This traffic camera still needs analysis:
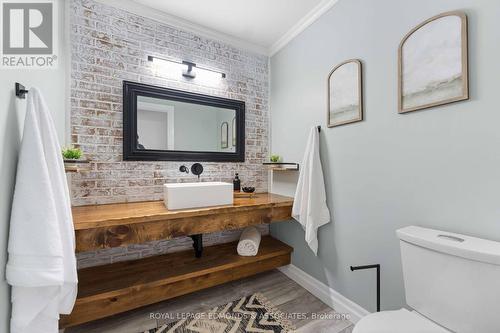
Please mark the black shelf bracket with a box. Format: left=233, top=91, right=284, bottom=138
left=350, top=264, right=380, bottom=312
left=190, top=234, right=203, bottom=258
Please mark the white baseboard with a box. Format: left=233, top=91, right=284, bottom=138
left=278, top=264, right=370, bottom=323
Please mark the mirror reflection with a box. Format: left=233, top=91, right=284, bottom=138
left=136, top=96, right=237, bottom=153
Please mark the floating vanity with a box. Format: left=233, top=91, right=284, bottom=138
left=61, top=193, right=294, bottom=328
left=72, top=193, right=293, bottom=252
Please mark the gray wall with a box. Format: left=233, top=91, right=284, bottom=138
left=0, top=1, right=68, bottom=330
left=0, top=73, right=19, bottom=333
left=173, top=103, right=219, bottom=152
left=270, top=0, right=500, bottom=312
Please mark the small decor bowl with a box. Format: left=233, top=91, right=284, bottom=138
left=242, top=186, right=255, bottom=193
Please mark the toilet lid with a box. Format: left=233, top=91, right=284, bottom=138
left=353, top=309, right=451, bottom=333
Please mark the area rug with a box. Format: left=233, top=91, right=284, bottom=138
left=145, top=293, right=295, bottom=333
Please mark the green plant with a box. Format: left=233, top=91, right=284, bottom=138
left=270, top=154, right=281, bottom=163
left=62, top=147, right=83, bottom=160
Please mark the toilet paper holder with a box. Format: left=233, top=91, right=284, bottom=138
left=350, top=264, right=380, bottom=312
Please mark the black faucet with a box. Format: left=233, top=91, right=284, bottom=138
left=179, top=163, right=203, bottom=179
left=191, top=163, right=204, bottom=179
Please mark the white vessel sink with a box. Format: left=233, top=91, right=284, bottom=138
left=163, top=182, right=233, bottom=210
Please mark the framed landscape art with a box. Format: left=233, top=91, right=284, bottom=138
left=327, top=59, right=363, bottom=127
left=398, top=11, right=468, bottom=113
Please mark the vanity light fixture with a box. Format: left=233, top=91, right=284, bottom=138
left=147, top=56, right=226, bottom=79
left=182, top=60, right=196, bottom=79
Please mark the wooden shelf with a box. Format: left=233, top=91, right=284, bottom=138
left=263, top=162, right=299, bottom=171
left=72, top=193, right=293, bottom=252
left=64, top=160, right=91, bottom=173
left=60, top=236, right=292, bottom=328
left=65, top=166, right=90, bottom=173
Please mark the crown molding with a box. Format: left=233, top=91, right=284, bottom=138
left=269, top=0, right=340, bottom=56
left=93, top=0, right=268, bottom=55
left=93, top=0, right=339, bottom=57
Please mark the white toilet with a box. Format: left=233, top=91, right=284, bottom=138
left=353, top=225, right=500, bottom=333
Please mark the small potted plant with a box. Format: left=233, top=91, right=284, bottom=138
left=62, top=147, right=86, bottom=172
left=270, top=154, right=281, bottom=163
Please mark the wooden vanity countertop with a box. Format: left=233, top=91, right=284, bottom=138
left=72, top=192, right=294, bottom=231
left=63, top=193, right=295, bottom=326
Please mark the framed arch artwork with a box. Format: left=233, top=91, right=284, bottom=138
left=327, top=59, right=363, bottom=127
left=398, top=11, right=468, bottom=113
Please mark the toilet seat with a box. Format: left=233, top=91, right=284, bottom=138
left=353, top=308, right=451, bottom=333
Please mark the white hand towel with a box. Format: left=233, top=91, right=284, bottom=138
left=292, top=126, right=331, bottom=255
left=237, top=227, right=261, bottom=256
left=6, top=88, right=78, bottom=333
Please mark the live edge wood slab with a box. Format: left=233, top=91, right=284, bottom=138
left=60, top=236, right=292, bottom=328
left=62, top=193, right=294, bottom=328
left=72, top=193, right=293, bottom=252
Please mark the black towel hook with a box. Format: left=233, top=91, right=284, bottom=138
left=317, top=125, right=321, bottom=132
left=15, top=82, right=28, bottom=99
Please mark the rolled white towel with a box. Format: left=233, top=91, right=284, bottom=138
left=237, top=227, right=261, bottom=256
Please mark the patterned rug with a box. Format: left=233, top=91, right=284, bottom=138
left=145, top=293, right=295, bottom=333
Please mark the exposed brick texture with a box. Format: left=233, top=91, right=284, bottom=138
left=70, top=0, right=270, bottom=267
left=76, top=224, right=270, bottom=269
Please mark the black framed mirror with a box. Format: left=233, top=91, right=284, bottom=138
left=123, top=81, right=245, bottom=162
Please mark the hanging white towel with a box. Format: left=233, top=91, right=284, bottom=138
left=6, top=88, right=78, bottom=333
left=292, top=126, right=331, bottom=255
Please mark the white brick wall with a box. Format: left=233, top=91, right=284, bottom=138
left=77, top=224, right=270, bottom=269
left=70, top=0, right=270, bottom=268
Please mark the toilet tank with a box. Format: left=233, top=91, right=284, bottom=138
left=397, top=226, right=500, bottom=333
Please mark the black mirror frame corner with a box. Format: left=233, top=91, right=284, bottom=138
left=123, top=81, right=245, bottom=162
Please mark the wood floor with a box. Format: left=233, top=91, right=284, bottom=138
left=66, top=269, right=354, bottom=333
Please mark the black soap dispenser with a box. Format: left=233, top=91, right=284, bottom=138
left=233, top=173, right=241, bottom=192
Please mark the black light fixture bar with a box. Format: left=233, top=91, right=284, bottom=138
left=182, top=60, right=196, bottom=79
left=148, top=55, right=226, bottom=79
